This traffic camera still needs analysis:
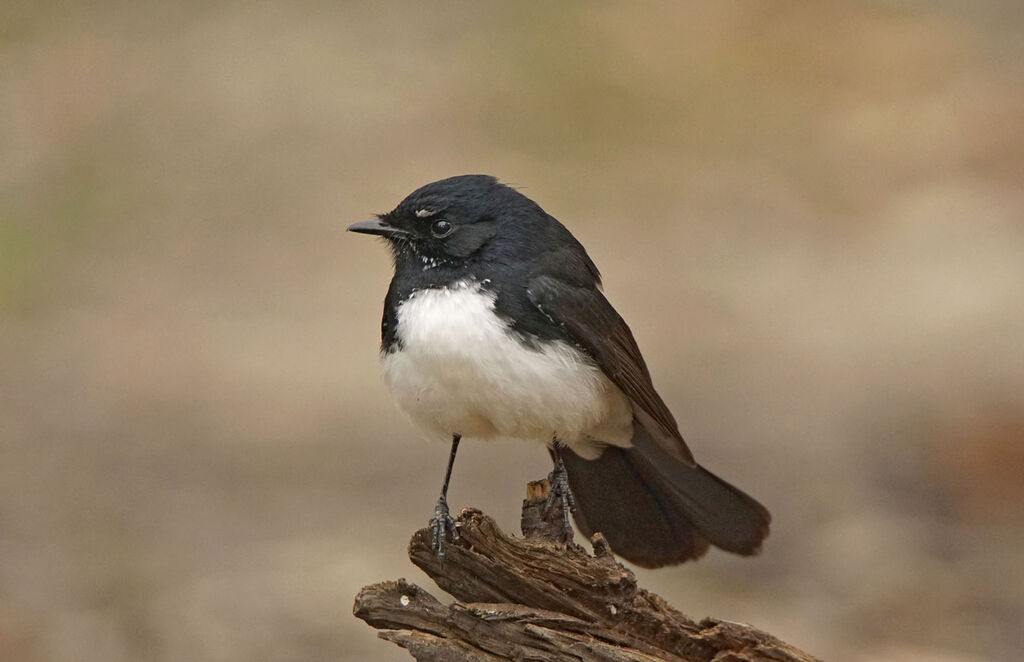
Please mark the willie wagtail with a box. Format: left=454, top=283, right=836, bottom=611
left=349, top=175, right=770, bottom=567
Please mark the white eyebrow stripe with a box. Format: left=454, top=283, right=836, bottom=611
left=414, top=209, right=437, bottom=218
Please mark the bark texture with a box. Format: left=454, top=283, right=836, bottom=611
left=353, top=480, right=820, bottom=662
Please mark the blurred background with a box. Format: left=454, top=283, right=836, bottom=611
left=2, top=1, right=1022, bottom=660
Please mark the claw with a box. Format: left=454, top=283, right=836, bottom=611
left=429, top=496, right=459, bottom=559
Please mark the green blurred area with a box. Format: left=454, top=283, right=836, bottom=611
left=1, top=2, right=1022, bottom=661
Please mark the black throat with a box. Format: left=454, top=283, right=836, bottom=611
left=379, top=253, right=577, bottom=356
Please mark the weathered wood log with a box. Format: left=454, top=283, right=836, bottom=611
left=353, top=480, right=819, bottom=661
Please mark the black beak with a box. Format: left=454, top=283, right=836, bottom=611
left=347, top=218, right=408, bottom=238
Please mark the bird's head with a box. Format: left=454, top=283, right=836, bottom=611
left=348, top=175, right=550, bottom=269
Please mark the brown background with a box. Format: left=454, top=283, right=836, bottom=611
left=2, top=2, right=1022, bottom=661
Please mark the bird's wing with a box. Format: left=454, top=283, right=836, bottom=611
left=527, top=275, right=696, bottom=465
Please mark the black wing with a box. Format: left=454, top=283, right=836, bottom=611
left=527, top=275, right=696, bottom=465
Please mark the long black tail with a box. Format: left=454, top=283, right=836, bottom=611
left=559, top=423, right=771, bottom=568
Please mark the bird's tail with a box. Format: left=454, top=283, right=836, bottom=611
left=559, top=422, right=771, bottom=568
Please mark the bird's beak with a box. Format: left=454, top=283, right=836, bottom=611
left=347, top=218, right=408, bottom=238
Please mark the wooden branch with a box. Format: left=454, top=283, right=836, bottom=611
left=354, top=480, right=820, bottom=662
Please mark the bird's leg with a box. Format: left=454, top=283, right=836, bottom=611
left=430, top=434, right=461, bottom=559
left=546, top=443, right=576, bottom=541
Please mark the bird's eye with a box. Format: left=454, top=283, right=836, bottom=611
left=430, top=219, right=454, bottom=238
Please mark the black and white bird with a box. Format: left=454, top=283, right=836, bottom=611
left=349, top=175, right=770, bottom=568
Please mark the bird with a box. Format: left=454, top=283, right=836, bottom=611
left=348, top=174, right=770, bottom=568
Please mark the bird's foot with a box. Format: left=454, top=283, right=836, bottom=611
left=544, top=459, right=576, bottom=543
left=429, top=496, right=459, bottom=560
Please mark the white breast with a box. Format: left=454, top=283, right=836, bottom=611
left=380, top=281, right=633, bottom=457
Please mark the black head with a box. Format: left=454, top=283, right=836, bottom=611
left=348, top=175, right=522, bottom=261
left=349, top=174, right=600, bottom=286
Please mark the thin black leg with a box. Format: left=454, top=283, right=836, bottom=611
left=440, top=434, right=460, bottom=501
left=430, top=434, right=461, bottom=559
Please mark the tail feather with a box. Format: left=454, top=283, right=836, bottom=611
left=560, top=423, right=770, bottom=568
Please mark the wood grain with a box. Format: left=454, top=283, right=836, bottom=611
left=354, top=480, right=819, bottom=661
